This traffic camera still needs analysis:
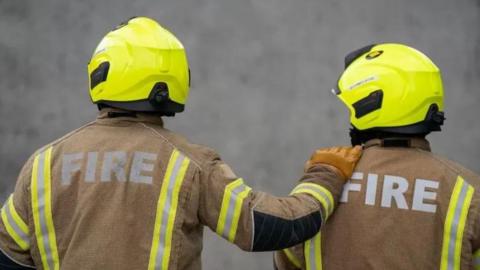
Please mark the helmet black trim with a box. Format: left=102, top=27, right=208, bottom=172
left=344, top=44, right=377, bottom=69
left=96, top=82, right=185, bottom=116
left=350, top=104, right=445, bottom=145
left=332, top=44, right=378, bottom=95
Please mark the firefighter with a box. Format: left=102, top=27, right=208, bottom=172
left=0, top=17, right=362, bottom=270
left=274, top=43, right=480, bottom=270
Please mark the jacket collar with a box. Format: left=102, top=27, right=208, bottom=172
left=364, top=137, right=431, bottom=152
left=96, top=108, right=164, bottom=126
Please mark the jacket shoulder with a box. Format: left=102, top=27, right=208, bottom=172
left=426, top=152, right=480, bottom=185
left=139, top=124, right=220, bottom=171
left=441, top=158, right=480, bottom=184
left=32, top=121, right=96, bottom=155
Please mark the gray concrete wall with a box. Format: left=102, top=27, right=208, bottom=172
left=0, top=0, right=479, bottom=269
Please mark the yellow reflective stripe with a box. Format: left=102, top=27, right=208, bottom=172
left=291, top=189, right=330, bottom=217
left=32, top=150, right=48, bottom=270
left=148, top=150, right=178, bottom=270
left=44, top=148, right=60, bottom=270
left=7, top=196, right=28, bottom=235
left=291, top=183, right=334, bottom=216
left=314, top=233, right=322, bottom=270
left=228, top=185, right=251, bottom=242
left=283, top=248, right=302, bottom=268
left=305, top=232, right=322, bottom=270
left=305, top=238, right=311, bottom=270
left=440, top=176, right=474, bottom=270
left=473, top=249, right=480, bottom=270
left=45, top=147, right=60, bottom=270
left=216, top=178, right=252, bottom=242
left=31, top=147, right=60, bottom=270
left=440, top=178, right=461, bottom=270
left=455, top=184, right=473, bottom=265
left=1, top=196, right=29, bottom=250
left=161, top=155, right=190, bottom=269
left=148, top=149, right=190, bottom=270
left=292, top=183, right=334, bottom=213
left=216, top=179, right=243, bottom=236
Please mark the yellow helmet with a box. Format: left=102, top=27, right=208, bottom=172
left=87, top=17, right=190, bottom=115
left=334, top=43, right=445, bottom=137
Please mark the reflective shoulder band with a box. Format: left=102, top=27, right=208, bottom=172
left=283, top=248, right=302, bottom=268
left=305, top=232, right=322, bottom=270
left=440, top=175, right=474, bottom=270
left=216, top=178, right=252, bottom=242
left=291, top=182, right=334, bottom=219
left=148, top=149, right=191, bottom=270
left=31, top=147, right=60, bottom=270
left=1, top=195, right=30, bottom=250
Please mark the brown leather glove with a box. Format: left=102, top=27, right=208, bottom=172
left=304, top=146, right=362, bottom=180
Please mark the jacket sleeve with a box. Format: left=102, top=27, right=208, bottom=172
left=197, top=151, right=344, bottom=252
left=0, top=156, right=35, bottom=268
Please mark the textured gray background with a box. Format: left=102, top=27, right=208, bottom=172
left=1, top=0, right=480, bottom=269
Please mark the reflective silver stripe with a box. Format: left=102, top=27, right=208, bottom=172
left=441, top=176, right=474, bottom=270
left=447, top=182, right=468, bottom=270
left=154, top=154, right=185, bottom=269
left=36, top=151, right=55, bottom=270
left=305, top=232, right=322, bottom=270
left=292, top=184, right=334, bottom=216
left=303, top=185, right=332, bottom=214
left=220, top=184, right=250, bottom=239
left=3, top=199, right=29, bottom=247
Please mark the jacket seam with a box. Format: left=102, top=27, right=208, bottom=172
left=172, top=170, right=193, bottom=269
left=253, top=206, right=322, bottom=221
left=35, top=121, right=96, bottom=154
left=469, top=195, right=480, bottom=251
left=249, top=192, right=266, bottom=251
left=137, top=122, right=203, bottom=170
left=252, top=193, right=320, bottom=220
left=414, top=148, right=463, bottom=176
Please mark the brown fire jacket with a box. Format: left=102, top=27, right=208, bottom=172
left=0, top=109, right=346, bottom=270
left=275, top=138, right=480, bottom=270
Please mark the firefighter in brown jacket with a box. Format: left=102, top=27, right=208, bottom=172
left=0, top=17, right=363, bottom=270
left=274, top=43, right=480, bottom=270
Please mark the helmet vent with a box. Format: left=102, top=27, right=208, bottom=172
left=352, top=90, right=383, bottom=118
left=90, top=62, right=110, bottom=90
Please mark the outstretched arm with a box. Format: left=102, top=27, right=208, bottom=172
left=198, top=146, right=361, bottom=251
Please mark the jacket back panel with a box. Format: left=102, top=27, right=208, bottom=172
left=322, top=144, right=480, bottom=270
